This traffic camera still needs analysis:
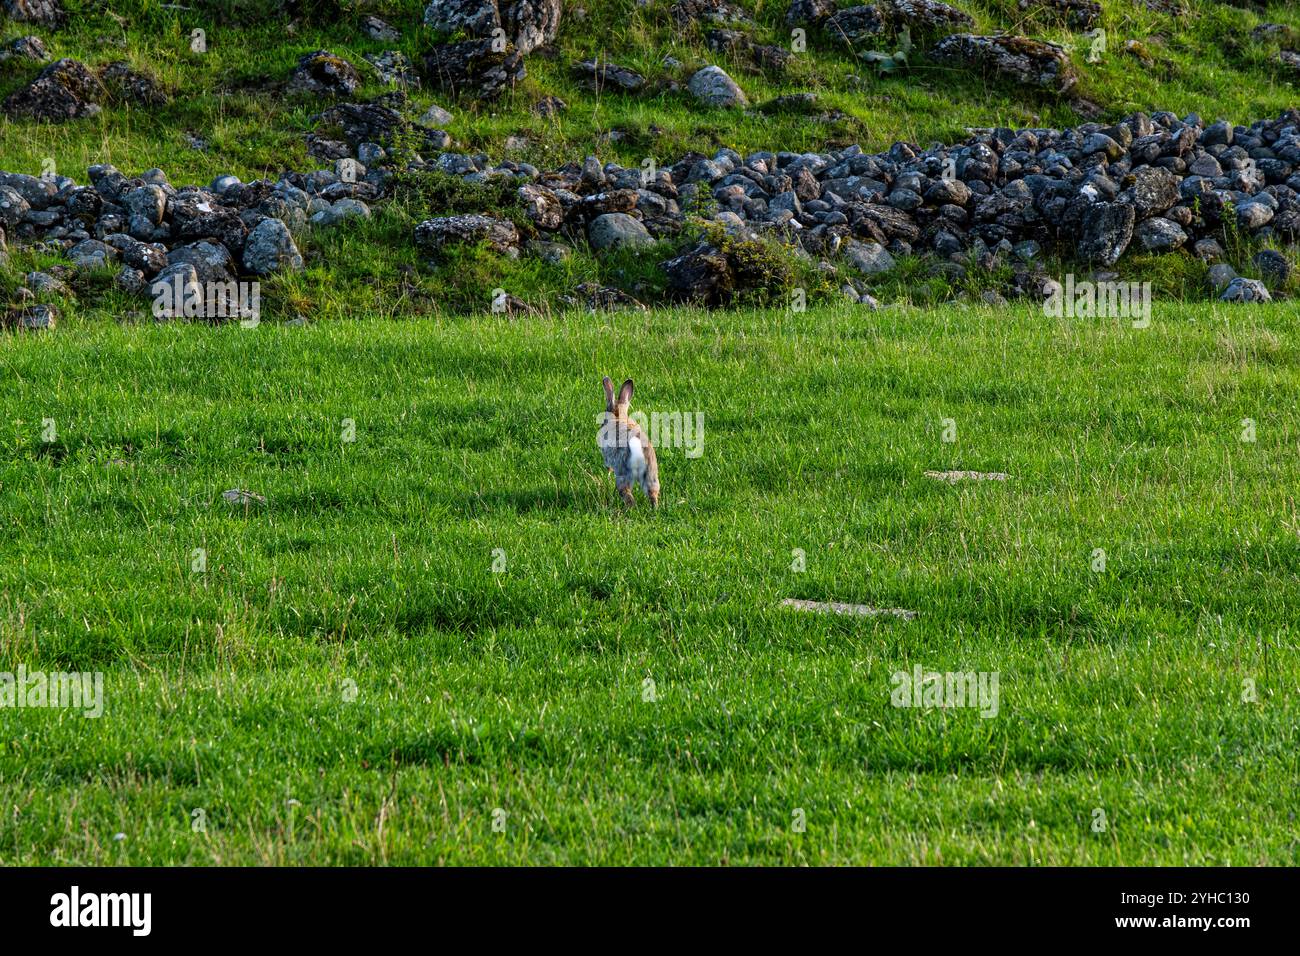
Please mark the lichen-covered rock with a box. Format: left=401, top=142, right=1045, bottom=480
left=1219, top=277, right=1271, bottom=303
left=821, top=0, right=974, bottom=44
left=845, top=238, right=896, bottom=274
left=3, top=0, right=64, bottom=26
left=1017, top=0, right=1101, bottom=30
left=67, top=238, right=118, bottom=270
left=823, top=5, right=887, bottom=41
left=4, top=303, right=58, bottom=331
left=1122, top=166, right=1179, bottom=219
left=662, top=243, right=735, bottom=304
left=0, top=34, right=49, bottom=62
left=0, top=185, right=31, bottom=228
left=362, top=15, right=401, bottom=41
left=561, top=282, right=647, bottom=311
left=310, top=198, right=371, bottom=226
left=313, top=99, right=448, bottom=155
left=785, top=0, right=837, bottom=26
left=288, top=50, right=360, bottom=97
left=100, top=61, right=170, bottom=106
left=242, top=218, right=304, bottom=274
left=499, top=0, right=563, bottom=54
left=1076, top=201, right=1134, bottom=266
left=364, top=50, right=419, bottom=88
left=670, top=0, right=750, bottom=27
left=414, top=214, right=520, bottom=257
left=1136, top=216, right=1187, bottom=252
left=423, top=39, right=525, bottom=100
left=123, top=184, right=167, bottom=236
left=169, top=240, right=237, bottom=284
left=24, top=270, right=72, bottom=297
left=1252, top=249, right=1291, bottom=287
left=705, top=30, right=792, bottom=72
left=423, top=0, right=561, bottom=55
left=688, top=65, right=747, bottom=107
left=424, top=0, right=500, bottom=35
left=884, top=0, right=974, bottom=34
left=931, top=34, right=1078, bottom=93
left=587, top=212, right=653, bottom=250
left=518, top=183, right=563, bottom=230
left=573, top=60, right=646, bottom=92
left=3, top=58, right=104, bottom=121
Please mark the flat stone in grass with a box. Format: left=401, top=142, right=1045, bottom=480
left=222, top=489, right=267, bottom=506
left=3, top=303, right=57, bottom=331
left=781, top=598, right=917, bottom=621
left=1218, top=277, right=1271, bottom=304
left=924, top=470, right=1010, bottom=482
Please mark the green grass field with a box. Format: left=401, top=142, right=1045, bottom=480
left=2, top=301, right=1297, bottom=864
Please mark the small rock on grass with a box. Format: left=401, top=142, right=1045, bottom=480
left=419, top=103, right=454, bottom=127
left=3, top=303, right=57, bottom=331
left=781, top=598, right=917, bottom=621
left=924, top=470, right=1010, bottom=482
left=1219, top=277, right=1271, bottom=304
left=222, top=489, right=267, bottom=506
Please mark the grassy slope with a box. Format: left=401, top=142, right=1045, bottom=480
left=1, top=301, right=1297, bottom=864
left=3, top=1, right=1299, bottom=179
left=2, top=1, right=1300, bottom=315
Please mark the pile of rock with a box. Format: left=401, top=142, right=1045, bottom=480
left=421, top=0, right=561, bottom=99
left=411, top=109, right=1300, bottom=303
left=0, top=155, right=380, bottom=323
left=5, top=105, right=1298, bottom=325
left=3, top=57, right=170, bottom=121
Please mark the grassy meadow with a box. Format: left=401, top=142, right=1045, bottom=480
left=1, top=301, right=1297, bottom=864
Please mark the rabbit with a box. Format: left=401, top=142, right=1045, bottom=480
left=598, top=376, right=660, bottom=508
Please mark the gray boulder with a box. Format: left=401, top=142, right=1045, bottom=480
left=3, top=58, right=103, bottom=121
left=3, top=0, right=64, bottom=26
left=288, top=51, right=360, bottom=97
left=0, top=185, right=30, bottom=228
left=587, top=213, right=653, bottom=250
left=423, top=0, right=561, bottom=55
left=1136, top=217, right=1187, bottom=252
left=310, top=199, right=371, bottom=226
left=931, top=34, right=1077, bottom=93
left=688, top=66, right=747, bottom=107
left=423, top=39, right=526, bottom=100
left=242, top=219, right=304, bottom=274
left=414, top=214, right=520, bottom=256
left=1219, top=277, right=1271, bottom=303
left=845, top=239, right=896, bottom=275
left=1077, top=201, right=1134, bottom=266
left=0, top=35, right=49, bottom=62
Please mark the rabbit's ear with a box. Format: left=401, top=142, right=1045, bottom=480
left=602, top=376, right=614, bottom=410
left=617, top=379, right=634, bottom=407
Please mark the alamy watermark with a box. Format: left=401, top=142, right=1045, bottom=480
left=891, top=665, right=999, bottom=718
left=596, top=410, right=705, bottom=459
left=1, top=666, right=104, bottom=718
left=1044, top=274, right=1151, bottom=327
